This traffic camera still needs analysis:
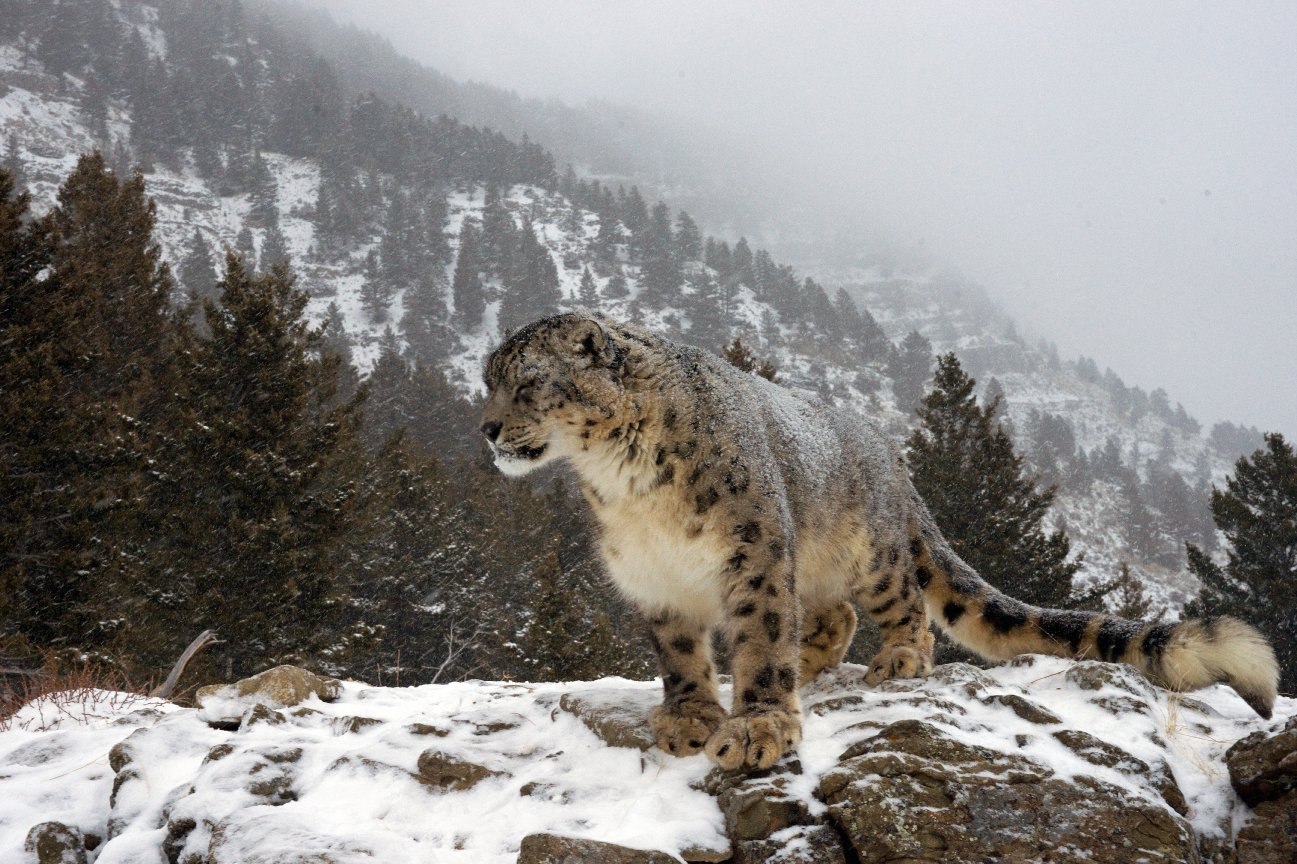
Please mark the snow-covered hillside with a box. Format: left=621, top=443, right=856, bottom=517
left=0, top=2, right=1243, bottom=617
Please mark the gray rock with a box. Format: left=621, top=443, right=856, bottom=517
left=1052, top=729, right=1187, bottom=815
left=1064, top=661, right=1153, bottom=699
left=818, top=719, right=1196, bottom=864
left=516, top=833, right=677, bottom=864
left=717, top=773, right=814, bottom=843
left=196, top=665, right=342, bottom=712
left=415, top=749, right=505, bottom=791
left=558, top=690, right=656, bottom=751
left=1235, top=793, right=1297, bottom=864
left=24, top=822, right=87, bottom=864
left=983, top=693, right=1062, bottom=725
left=1227, top=715, right=1297, bottom=806
left=733, top=824, right=847, bottom=864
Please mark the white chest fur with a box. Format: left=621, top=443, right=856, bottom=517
left=595, top=492, right=729, bottom=625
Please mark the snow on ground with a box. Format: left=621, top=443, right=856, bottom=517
left=2, top=658, right=1288, bottom=862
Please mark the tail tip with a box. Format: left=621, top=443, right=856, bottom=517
left=1237, top=688, right=1275, bottom=720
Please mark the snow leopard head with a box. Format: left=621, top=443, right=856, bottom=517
left=480, top=314, right=625, bottom=476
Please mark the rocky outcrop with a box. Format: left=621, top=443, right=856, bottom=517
left=196, top=666, right=341, bottom=711
left=819, top=719, right=1194, bottom=863
left=2, top=660, right=1292, bottom=864
left=1228, top=716, right=1297, bottom=864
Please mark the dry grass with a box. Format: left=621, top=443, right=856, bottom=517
left=0, top=653, right=148, bottom=732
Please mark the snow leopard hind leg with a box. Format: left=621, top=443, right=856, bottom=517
left=799, top=602, right=858, bottom=682
left=852, top=536, right=935, bottom=686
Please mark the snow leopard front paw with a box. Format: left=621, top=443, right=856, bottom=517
left=704, top=709, right=802, bottom=771
left=649, top=699, right=726, bottom=757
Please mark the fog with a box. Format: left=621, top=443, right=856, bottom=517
left=311, top=0, right=1297, bottom=438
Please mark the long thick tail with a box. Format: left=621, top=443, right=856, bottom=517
left=913, top=532, right=1279, bottom=719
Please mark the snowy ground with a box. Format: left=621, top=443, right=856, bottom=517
left=2, top=658, right=1289, bottom=863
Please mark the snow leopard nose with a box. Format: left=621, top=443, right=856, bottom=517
left=481, top=420, right=502, bottom=442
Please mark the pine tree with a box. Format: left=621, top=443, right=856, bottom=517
left=907, top=354, right=1080, bottom=610
left=889, top=330, right=932, bottom=415
left=320, top=301, right=360, bottom=404
left=638, top=201, right=681, bottom=307
left=235, top=224, right=256, bottom=263
left=620, top=185, right=648, bottom=243
left=689, top=268, right=727, bottom=350
left=499, top=221, right=561, bottom=333
left=577, top=265, right=599, bottom=308
left=178, top=228, right=217, bottom=307
left=451, top=222, right=485, bottom=329
left=674, top=209, right=703, bottom=262
left=341, top=436, right=486, bottom=684
left=1, top=156, right=177, bottom=657
left=3, top=133, right=24, bottom=192
left=360, top=248, right=388, bottom=323
left=140, top=254, right=366, bottom=676
left=1105, top=562, right=1157, bottom=620
left=604, top=268, right=629, bottom=300
left=722, top=336, right=778, bottom=382
left=245, top=150, right=278, bottom=227
left=260, top=223, right=291, bottom=273
left=1186, top=433, right=1297, bottom=692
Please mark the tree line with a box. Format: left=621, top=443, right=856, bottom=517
left=0, top=157, right=644, bottom=693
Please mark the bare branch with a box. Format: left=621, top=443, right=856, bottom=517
left=150, top=630, right=222, bottom=699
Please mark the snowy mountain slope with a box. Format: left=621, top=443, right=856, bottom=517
left=0, top=5, right=1237, bottom=618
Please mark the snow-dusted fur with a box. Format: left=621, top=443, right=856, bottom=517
left=480, top=314, right=1279, bottom=770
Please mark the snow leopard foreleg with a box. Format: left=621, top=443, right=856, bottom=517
left=705, top=527, right=803, bottom=770
left=646, top=613, right=724, bottom=757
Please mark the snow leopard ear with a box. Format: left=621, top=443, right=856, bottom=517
left=569, top=317, right=611, bottom=364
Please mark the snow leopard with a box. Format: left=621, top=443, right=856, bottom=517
left=480, top=313, right=1279, bottom=770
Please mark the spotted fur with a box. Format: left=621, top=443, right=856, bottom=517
left=481, top=314, right=1279, bottom=769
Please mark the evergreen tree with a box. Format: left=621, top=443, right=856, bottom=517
left=731, top=237, right=754, bottom=285
left=178, top=228, right=217, bottom=307
left=604, top=268, right=629, bottom=300
left=235, top=224, right=256, bottom=263
left=245, top=150, right=278, bottom=227
left=620, top=185, right=648, bottom=243
left=360, top=248, right=388, bottom=323
left=1105, top=562, right=1158, bottom=620
left=1187, top=433, right=1297, bottom=692
left=499, top=221, right=561, bottom=333
left=140, top=254, right=366, bottom=676
left=259, top=223, right=291, bottom=273
left=341, top=435, right=486, bottom=683
left=638, top=201, right=681, bottom=307
left=577, top=265, right=599, bottom=308
left=689, top=268, right=728, bottom=350
left=451, top=222, right=485, bottom=329
left=674, top=209, right=702, bottom=262
left=907, top=354, right=1080, bottom=610
left=1, top=156, right=177, bottom=657
left=3, top=133, right=24, bottom=192
left=320, top=301, right=360, bottom=404
left=722, top=336, right=778, bottom=382
left=402, top=271, right=453, bottom=363
left=889, top=330, right=932, bottom=415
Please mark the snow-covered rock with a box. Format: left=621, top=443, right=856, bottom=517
left=2, top=658, right=1291, bottom=863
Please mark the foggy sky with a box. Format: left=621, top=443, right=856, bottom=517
left=311, top=0, right=1297, bottom=438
